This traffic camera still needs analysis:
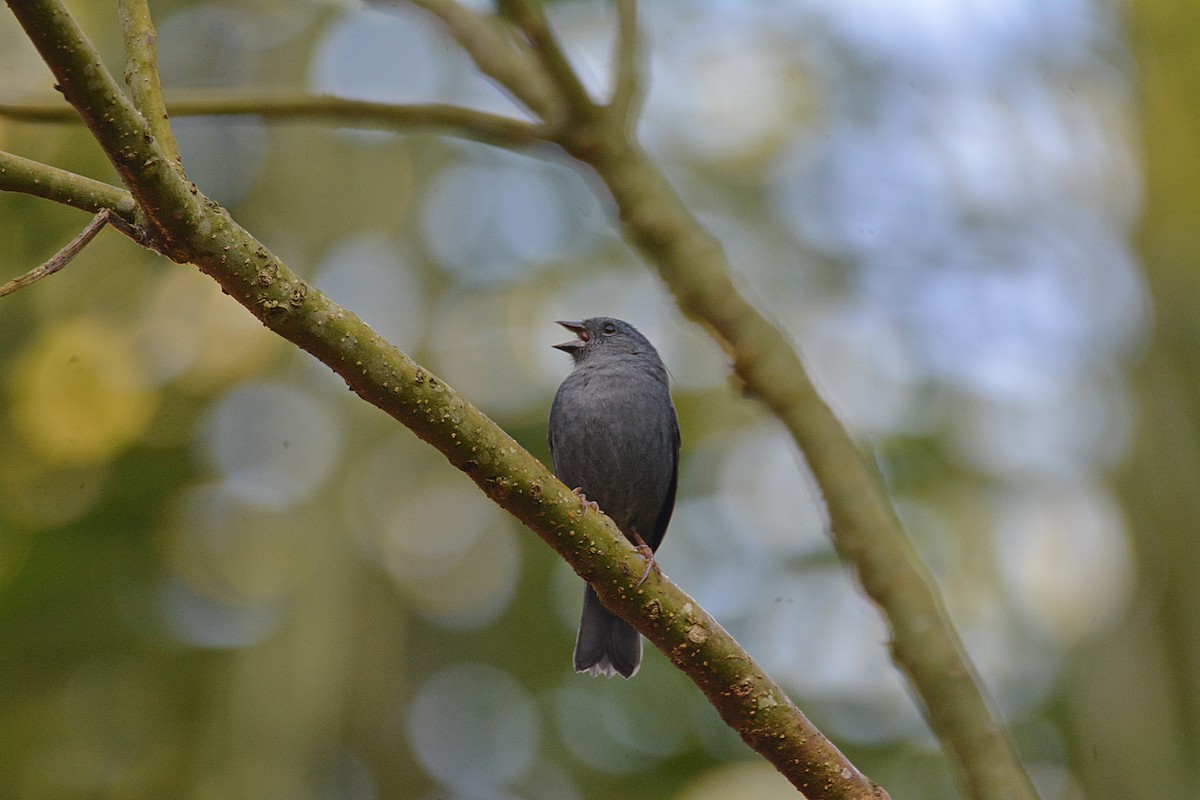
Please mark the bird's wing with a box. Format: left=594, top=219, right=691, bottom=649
left=647, top=413, right=681, bottom=551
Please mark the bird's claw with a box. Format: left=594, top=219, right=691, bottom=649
left=572, top=487, right=601, bottom=513
left=628, top=527, right=661, bottom=587
left=568, top=494, right=660, bottom=585
left=635, top=543, right=661, bottom=587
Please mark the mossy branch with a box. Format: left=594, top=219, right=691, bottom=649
left=1, top=0, right=884, bottom=797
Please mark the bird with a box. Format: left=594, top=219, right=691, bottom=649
left=548, top=317, right=680, bottom=678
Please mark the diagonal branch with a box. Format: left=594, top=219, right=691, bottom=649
left=0, top=174, right=887, bottom=800
left=579, top=137, right=1039, bottom=800
left=2, top=1, right=884, bottom=798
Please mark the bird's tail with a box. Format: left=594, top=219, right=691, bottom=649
left=573, top=584, right=642, bottom=678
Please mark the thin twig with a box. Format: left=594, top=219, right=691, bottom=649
left=0, top=208, right=111, bottom=297
left=497, top=0, right=596, bottom=115
left=391, top=0, right=560, bottom=122
left=174, top=96, right=545, bottom=147
left=0, top=95, right=546, bottom=149
left=117, top=0, right=182, bottom=165
left=0, top=148, right=152, bottom=252
left=0, top=149, right=137, bottom=218
left=0, top=101, right=82, bottom=122
left=609, top=0, right=642, bottom=123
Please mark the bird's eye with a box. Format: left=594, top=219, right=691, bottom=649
left=602, top=323, right=617, bottom=336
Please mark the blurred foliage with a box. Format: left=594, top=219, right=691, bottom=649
left=0, top=1, right=1190, bottom=799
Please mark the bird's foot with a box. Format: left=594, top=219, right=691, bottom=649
left=572, top=487, right=601, bottom=513
left=629, top=528, right=661, bottom=587
left=635, top=545, right=661, bottom=587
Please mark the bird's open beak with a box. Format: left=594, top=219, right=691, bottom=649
left=552, top=320, right=588, bottom=352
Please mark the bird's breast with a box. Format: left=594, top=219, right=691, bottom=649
left=549, top=369, right=675, bottom=535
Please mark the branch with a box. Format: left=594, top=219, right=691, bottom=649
left=0, top=208, right=112, bottom=297
left=2, top=2, right=881, bottom=797
left=609, top=0, right=643, bottom=123
left=0, top=149, right=137, bottom=219
left=117, top=0, right=181, bottom=165
left=6, top=0, right=197, bottom=254
left=584, top=139, right=1039, bottom=800
left=395, top=0, right=561, bottom=123
left=0, top=95, right=547, bottom=150
left=497, top=0, right=596, bottom=115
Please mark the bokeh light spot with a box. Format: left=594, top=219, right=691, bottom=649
left=160, top=573, right=283, bottom=649
left=553, top=684, right=654, bottom=775
left=311, top=6, right=453, bottom=104
left=201, top=382, right=343, bottom=509
left=749, top=567, right=923, bottom=744
left=34, top=657, right=175, bottom=792
left=717, top=429, right=830, bottom=554
left=166, top=483, right=323, bottom=606
left=0, top=453, right=109, bottom=530
left=678, top=761, right=799, bottom=800
left=381, top=485, right=520, bottom=629
left=173, top=117, right=269, bottom=208
left=313, top=233, right=426, bottom=349
left=406, top=663, right=539, bottom=792
left=429, top=289, right=559, bottom=415
left=421, top=157, right=574, bottom=287
left=10, top=317, right=158, bottom=466
left=140, top=267, right=280, bottom=391
left=994, top=482, right=1134, bottom=642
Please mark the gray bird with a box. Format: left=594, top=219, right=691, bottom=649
left=548, top=317, right=680, bottom=678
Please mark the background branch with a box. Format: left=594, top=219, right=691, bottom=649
left=405, top=0, right=560, bottom=122
left=497, top=0, right=596, bottom=115
left=0, top=95, right=546, bottom=149
left=609, top=0, right=643, bottom=122
left=583, top=134, right=1035, bottom=800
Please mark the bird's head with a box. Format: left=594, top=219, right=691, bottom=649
left=552, top=317, right=659, bottom=366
